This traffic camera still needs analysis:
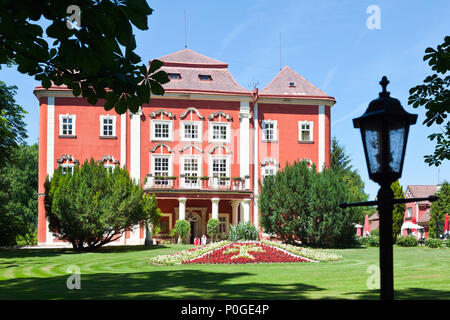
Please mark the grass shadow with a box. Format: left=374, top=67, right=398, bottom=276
left=347, top=288, right=450, bottom=300
left=0, top=269, right=327, bottom=300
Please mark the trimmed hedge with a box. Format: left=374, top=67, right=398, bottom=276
left=424, top=238, right=443, bottom=248
left=396, top=236, right=419, bottom=247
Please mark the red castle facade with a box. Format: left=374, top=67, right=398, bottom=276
left=35, top=49, right=335, bottom=245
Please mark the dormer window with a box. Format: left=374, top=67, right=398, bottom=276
left=168, top=73, right=181, bottom=80
left=289, top=82, right=295, bottom=87
left=199, top=74, right=212, bottom=81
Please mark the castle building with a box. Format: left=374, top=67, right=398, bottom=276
left=35, top=49, right=335, bottom=245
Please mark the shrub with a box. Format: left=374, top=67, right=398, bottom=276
left=443, top=239, right=450, bottom=248
left=235, top=222, right=259, bottom=241
left=228, top=225, right=238, bottom=241
left=174, top=220, right=191, bottom=244
left=424, top=238, right=443, bottom=248
left=396, top=236, right=419, bottom=247
left=367, top=236, right=379, bottom=247
left=207, top=219, right=220, bottom=242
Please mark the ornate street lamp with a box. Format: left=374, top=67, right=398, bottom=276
left=339, top=76, right=431, bottom=300
left=353, top=76, right=418, bottom=188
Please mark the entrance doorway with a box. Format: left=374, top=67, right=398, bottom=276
left=186, top=211, right=200, bottom=244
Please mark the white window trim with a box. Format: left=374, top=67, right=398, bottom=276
left=262, top=120, right=277, bottom=142
left=261, top=165, right=278, bottom=181
left=298, top=120, right=314, bottom=142
left=151, top=119, right=173, bottom=141
left=209, top=122, right=230, bottom=143
left=150, top=154, right=173, bottom=184
left=208, top=155, right=231, bottom=188
left=60, top=163, right=75, bottom=174
left=59, top=114, right=76, bottom=136
left=180, top=155, right=202, bottom=189
left=99, top=115, right=117, bottom=137
left=180, top=121, right=203, bottom=142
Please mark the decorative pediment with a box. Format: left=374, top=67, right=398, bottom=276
left=208, top=144, right=232, bottom=155
left=56, top=154, right=79, bottom=164
left=150, top=143, right=174, bottom=153
left=179, top=144, right=203, bottom=153
left=149, top=109, right=176, bottom=119
left=179, top=107, right=205, bottom=120
left=208, top=111, right=232, bottom=121
left=97, top=155, right=119, bottom=164
left=260, top=158, right=279, bottom=167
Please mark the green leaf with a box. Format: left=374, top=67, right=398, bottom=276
left=149, top=59, right=163, bottom=73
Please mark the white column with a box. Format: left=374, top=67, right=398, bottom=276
left=239, top=101, right=251, bottom=183
left=178, top=197, right=187, bottom=221
left=120, top=113, right=127, bottom=167
left=243, top=198, right=251, bottom=223
left=231, top=201, right=239, bottom=226
left=318, top=105, right=325, bottom=172
left=253, top=103, right=259, bottom=228
left=46, top=97, right=55, bottom=245
left=130, top=111, right=141, bottom=182
left=211, top=198, right=220, bottom=220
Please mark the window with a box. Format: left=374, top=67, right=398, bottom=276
left=59, top=114, right=76, bottom=136
left=298, top=121, right=313, bottom=142
left=181, top=156, right=201, bottom=188
left=199, top=74, right=212, bottom=81
left=407, top=207, right=412, bottom=218
left=61, top=163, right=75, bottom=175
left=210, top=122, right=229, bottom=142
left=100, top=115, right=116, bottom=137
left=151, top=120, right=173, bottom=141
left=262, top=120, right=277, bottom=142
left=210, top=156, right=229, bottom=187
left=289, top=82, right=295, bottom=87
left=152, top=155, right=171, bottom=185
left=261, top=165, right=277, bottom=181
left=168, top=73, right=181, bottom=80
left=219, top=216, right=227, bottom=234
left=181, top=121, right=202, bottom=142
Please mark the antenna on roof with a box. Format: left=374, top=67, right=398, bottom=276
left=184, top=10, right=188, bottom=49
left=279, top=32, right=282, bottom=71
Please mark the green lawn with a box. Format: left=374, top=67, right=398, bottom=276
left=0, top=245, right=449, bottom=300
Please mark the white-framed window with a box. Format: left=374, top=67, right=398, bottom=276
left=209, top=156, right=230, bottom=187
left=298, top=121, right=313, bottom=142
left=407, top=207, right=412, bottom=218
left=262, top=120, right=277, bottom=142
left=61, top=163, right=75, bottom=175
left=151, top=154, right=172, bottom=186
left=151, top=120, right=173, bottom=141
left=218, top=215, right=229, bottom=234
left=100, top=115, right=116, bottom=137
left=261, top=165, right=277, bottom=181
left=209, top=122, right=230, bottom=143
left=59, top=114, right=76, bottom=136
left=181, top=121, right=202, bottom=142
left=180, top=156, right=202, bottom=189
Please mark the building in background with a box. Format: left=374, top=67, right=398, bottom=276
left=35, top=49, right=335, bottom=246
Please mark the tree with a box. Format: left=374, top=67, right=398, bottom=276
left=408, top=36, right=450, bottom=166
left=330, top=137, right=369, bottom=224
left=173, top=220, right=190, bottom=244
left=44, top=159, right=160, bottom=250
left=207, top=218, right=220, bottom=243
left=259, top=160, right=360, bottom=248
left=391, top=180, right=406, bottom=242
left=0, top=0, right=169, bottom=114
left=429, top=182, right=450, bottom=238
left=0, top=81, right=27, bottom=167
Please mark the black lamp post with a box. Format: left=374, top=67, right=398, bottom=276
left=352, top=76, right=417, bottom=300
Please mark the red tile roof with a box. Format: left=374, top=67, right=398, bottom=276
left=418, top=210, right=431, bottom=225
left=259, top=66, right=330, bottom=97
left=405, top=185, right=438, bottom=205
left=154, top=49, right=250, bottom=95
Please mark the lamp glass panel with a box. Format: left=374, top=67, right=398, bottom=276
left=388, top=123, right=406, bottom=174
left=363, top=126, right=381, bottom=174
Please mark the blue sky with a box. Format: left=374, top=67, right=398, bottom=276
left=1, top=0, right=449, bottom=199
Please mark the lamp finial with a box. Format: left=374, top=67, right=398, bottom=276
left=379, top=76, right=390, bottom=96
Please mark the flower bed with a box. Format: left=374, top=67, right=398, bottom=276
left=149, top=240, right=342, bottom=265
left=149, top=241, right=229, bottom=265
left=183, top=242, right=310, bottom=264
left=261, top=240, right=342, bottom=262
